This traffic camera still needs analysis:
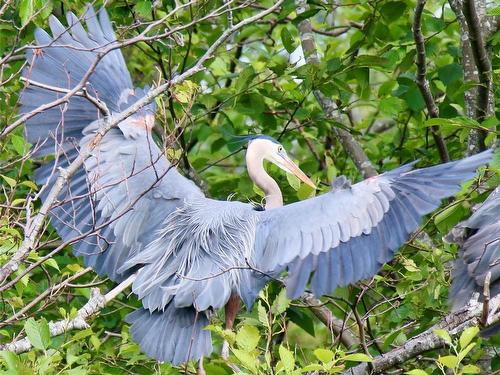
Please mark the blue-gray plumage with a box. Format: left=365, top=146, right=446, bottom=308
left=447, top=188, right=499, bottom=311
left=22, top=5, right=493, bottom=365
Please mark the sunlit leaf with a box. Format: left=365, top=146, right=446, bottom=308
left=236, top=325, right=260, bottom=351
left=437, top=355, right=458, bottom=369
left=25, top=318, right=51, bottom=350
left=343, top=353, right=373, bottom=362
left=459, top=326, right=479, bottom=350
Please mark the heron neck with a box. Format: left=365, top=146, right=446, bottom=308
left=246, top=149, right=283, bottom=210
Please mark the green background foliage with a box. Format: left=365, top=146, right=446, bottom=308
left=0, top=0, right=498, bottom=374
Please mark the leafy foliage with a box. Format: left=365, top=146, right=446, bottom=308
left=0, top=0, right=498, bottom=374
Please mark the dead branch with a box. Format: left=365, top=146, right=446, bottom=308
left=0, top=267, right=93, bottom=327
left=342, top=295, right=500, bottom=375
left=0, top=274, right=136, bottom=354
left=413, top=0, right=449, bottom=163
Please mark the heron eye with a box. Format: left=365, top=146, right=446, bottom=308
left=278, top=146, right=283, bottom=152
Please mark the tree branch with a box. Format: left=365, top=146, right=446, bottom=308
left=294, top=0, right=378, bottom=178
left=0, top=274, right=137, bottom=354
left=342, top=295, right=500, bottom=375
left=413, top=0, right=449, bottom=163
left=461, top=0, right=493, bottom=152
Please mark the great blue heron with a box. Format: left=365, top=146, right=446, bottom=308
left=21, top=5, right=492, bottom=365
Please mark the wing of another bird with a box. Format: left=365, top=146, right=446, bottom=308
left=251, top=151, right=492, bottom=301
left=448, top=187, right=500, bottom=311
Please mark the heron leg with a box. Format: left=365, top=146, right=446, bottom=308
left=221, top=293, right=241, bottom=360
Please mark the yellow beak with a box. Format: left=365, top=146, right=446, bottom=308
left=279, top=154, right=317, bottom=189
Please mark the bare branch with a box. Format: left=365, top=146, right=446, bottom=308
left=413, top=0, right=449, bottom=163
left=342, top=295, right=500, bottom=375
left=0, top=274, right=137, bottom=354
left=0, top=267, right=93, bottom=327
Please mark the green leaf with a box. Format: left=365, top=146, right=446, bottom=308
left=235, top=66, right=256, bottom=93
left=343, top=353, right=373, bottom=362
left=11, top=135, right=28, bottom=155
left=90, top=335, right=101, bottom=351
left=405, top=370, right=428, bottom=375
left=486, top=7, right=500, bottom=16
left=301, top=364, right=323, bottom=372
left=257, top=301, right=270, bottom=328
left=459, top=326, right=479, bottom=350
left=19, top=0, right=51, bottom=26
left=434, top=203, right=467, bottom=234
left=134, top=1, right=152, bottom=18
left=287, top=307, right=315, bottom=337
left=293, top=8, right=320, bottom=25
left=44, top=258, right=59, bottom=271
left=279, top=346, right=295, bottom=373
left=380, top=1, right=407, bottom=22
left=457, top=342, right=476, bottom=362
left=232, top=349, right=258, bottom=372
left=286, top=172, right=301, bottom=191
left=25, top=317, right=51, bottom=350
left=236, top=93, right=265, bottom=114
left=434, top=329, right=452, bottom=344
left=19, top=0, right=34, bottom=26
left=314, top=348, right=334, bottom=363
left=236, top=325, right=259, bottom=351
left=438, top=64, right=463, bottom=85
left=404, top=85, right=425, bottom=112
left=1, top=351, right=20, bottom=370
left=173, top=80, right=198, bottom=104
left=271, top=288, right=290, bottom=314
left=353, top=55, right=390, bottom=70
left=437, top=355, right=458, bottom=369
left=281, top=27, right=296, bottom=53
left=1, top=174, right=16, bottom=188
left=461, top=364, right=481, bottom=374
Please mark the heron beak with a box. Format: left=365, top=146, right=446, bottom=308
left=278, top=154, right=317, bottom=189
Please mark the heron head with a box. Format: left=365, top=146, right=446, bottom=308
left=246, top=135, right=316, bottom=189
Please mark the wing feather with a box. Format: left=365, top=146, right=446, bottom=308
left=252, top=151, right=491, bottom=300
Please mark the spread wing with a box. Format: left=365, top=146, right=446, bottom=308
left=22, top=5, right=203, bottom=281
left=252, top=151, right=491, bottom=299
left=22, top=5, right=134, bottom=157
left=449, top=187, right=500, bottom=310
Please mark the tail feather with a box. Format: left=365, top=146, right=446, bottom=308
left=126, top=305, right=213, bottom=365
